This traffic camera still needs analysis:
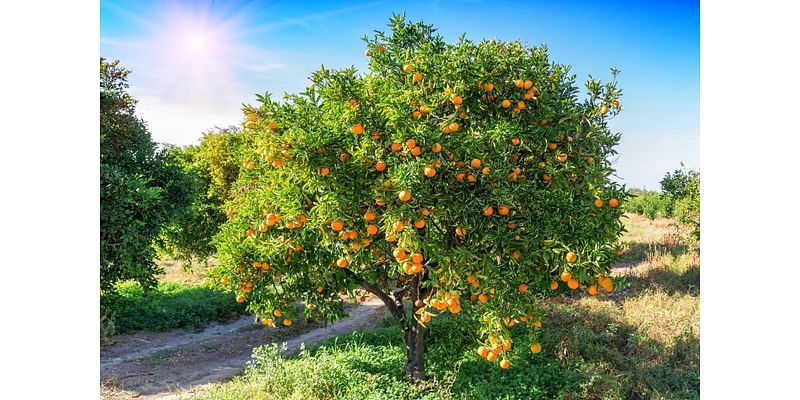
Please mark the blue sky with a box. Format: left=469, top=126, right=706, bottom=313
left=100, top=0, right=699, bottom=190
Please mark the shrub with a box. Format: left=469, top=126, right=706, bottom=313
left=212, top=15, right=627, bottom=381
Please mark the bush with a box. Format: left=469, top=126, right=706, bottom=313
left=626, top=191, right=670, bottom=219
left=103, top=280, right=247, bottom=333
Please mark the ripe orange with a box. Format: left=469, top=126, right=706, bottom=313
left=411, top=263, right=423, bottom=274
left=351, top=123, right=364, bottom=135
left=455, top=226, right=466, bottom=237
left=411, top=252, right=423, bottom=264
left=567, top=278, right=579, bottom=290
left=364, top=211, right=376, bottom=221
left=518, top=283, right=529, bottom=293
left=498, top=205, right=509, bottom=216
left=336, top=258, right=348, bottom=268
left=594, top=198, right=604, bottom=208
left=530, top=343, right=542, bottom=353
left=441, top=125, right=451, bottom=134
left=452, top=95, right=463, bottom=105
left=609, top=198, right=619, bottom=208
left=283, top=319, right=293, bottom=327
left=394, top=220, right=406, bottom=233
left=339, top=153, right=350, bottom=162
left=423, top=166, right=436, bottom=177
left=484, top=83, right=494, bottom=92
left=390, top=142, right=402, bottom=152
left=512, top=250, right=521, bottom=260
left=412, top=110, right=421, bottom=120
left=449, top=122, right=459, bottom=132
left=331, top=220, right=344, bottom=231
left=373, top=161, right=386, bottom=173
left=466, top=175, right=477, bottom=183
left=524, top=80, right=533, bottom=89
left=478, top=346, right=490, bottom=358
left=393, top=248, right=407, bottom=261
left=421, top=208, right=431, bottom=216
left=543, top=174, right=552, bottom=181
left=560, top=271, right=572, bottom=282
left=413, top=72, right=423, bottom=82
left=348, top=230, right=358, bottom=240
left=403, top=64, right=412, bottom=73
left=236, top=294, right=245, bottom=303
left=556, top=153, right=568, bottom=162
left=481, top=167, right=490, bottom=175
left=516, top=100, right=525, bottom=109
left=501, top=99, right=511, bottom=108
left=455, top=173, right=465, bottom=183
left=398, top=190, right=412, bottom=202
left=415, top=219, right=426, bottom=229
left=514, top=79, right=524, bottom=88
left=432, top=143, right=442, bottom=153
left=511, top=137, right=520, bottom=146
left=419, top=105, right=429, bottom=114
left=478, top=293, right=488, bottom=303
left=411, top=146, right=422, bottom=156
left=565, top=251, right=578, bottom=264
left=268, top=121, right=278, bottom=130
left=600, top=105, right=609, bottom=114
left=588, top=284, right=598, bottom=296
left=386, top=234, right=397, bottom=242
left=533, top=320, right=542, bottom=329
left=586, top=156, right=594, bottom=164
left=550, top=280, right=559, bottom=290
left=483, top=206, right=494, bottom=216
left=406, top=138, right=416, bottom=149
left=262, top=262, right=270, bottom=270
left=470, top=159, right=482, bottom=168
left=548, top=143, right=558, bottom=151
left=500, top=359, right=510, bottom=369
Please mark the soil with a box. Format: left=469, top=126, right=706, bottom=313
left=100, top=296, right=388, bottom=399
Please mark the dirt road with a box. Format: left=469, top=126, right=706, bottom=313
left=101, top=297, right=388, bottom=399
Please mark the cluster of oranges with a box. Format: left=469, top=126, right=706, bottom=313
left=259, top=308, right=293, bottom=328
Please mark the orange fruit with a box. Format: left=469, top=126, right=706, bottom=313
left=452, top=95, right=463, bottom=105
left=594, top=198, right=604, bottom=208
left=390, top=143, right=402, bottom=152
left=262, top=262, right=270, bottom=270
left=455, top=226, right=466, bottom=237
left=518, top=283, right=529, bottom=293
left=466, top=175, right=476, bottom=183
left=548, top=143, right=558, bottom=151
left=498, top=205, right=509, bottom=216
left=375, top=161, right=386, bottom=172
left=411, top=253, right=423, bottom=264
left=455, top=172, right=465, bottom=183
left=421, top=208, right=431, bottom=216
left=588, top=284, right=598, bottom=296
left=560, top=271, right=572, bottom=282
left=351, top=123, right=364, bottom=135
left=398, top=190, right=412, bottom=202
left=511, top=137, right=520, bottom=146
left=349, top=230, right=358, bottom=240
left=512, top=250, right=520, bottom=260
left=448, top=122, right=459, bottom=132
left=393, top=248, right=407, bottom=261
left=478, top=293, right=488, bottom=303
left=336, top=258, right=348, bottom=268
left=556, top=153, right=568, bottom=162
left=267, top=121, right=278, bottom=130
left=432, top=143, right=442, bottom=153
left=523, top=80, right=533, bottom=89
left=419, top=105, right=429, bottom=114
left=403, top=64, right=412, bottom=73
left=483, top=206, right=494, bottom=216
left=514, top=79, right=524, bottom=88
left=411, top=263, right=423, bottom=274
left=501, top=99, right=511, bottom=108
left=364, top=211, right=376, bottom=221
left=470, top=159, right=482, bottom=168
left=530, top=343, right=541, bottom=353
left=550, top=280, right=559, bottom=290
left=484, top=82, right=494, bottom=92
left=236, top=294, right=246, bottom=303
left=543, top=174, right=552, bottom=181
left=481, top=167, right=491, bottom=175
left=533, top=320, right=542, bottom=329
left=282, top=319, right=293, bottom=327
left=586, top=156, right=594, bottom=164
left=565, top=251, right=577, bottom=263
left=412, top=110, right=421, bottom=120
left=272, top=309, right=283, bottom=317
left=567, top=278, right=579, bottom=290
left=331, top=220, right=344, bottom=231
left=406, top=138, right=417, bottom=149
left=486, top=351, right=498, bottom=362
left=415, top=219, right=426, bottom=229
left=320, top=167, right=330, bottom=176
left=413, top=72, right=423, bottom=82
left=600, top=105, right=609, bottom=114
left=609, top=198, right=619, bottom=208
left=500, top=359, right=510, bottom=369
left=411, top=146, right=422, bottom=156
left=478, top=346, right=490, bottom=358
left=516, top=100, right=525, bottom=109
left=441, top=125, right=451, bottom=134
left=394, top=220, right=406, bottom=232
left=422, top=166, right=436, bottom=177
left=339, top=153, right=350, bottom=162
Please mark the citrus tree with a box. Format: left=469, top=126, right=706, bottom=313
left=212, top=16, right=627, bottom=381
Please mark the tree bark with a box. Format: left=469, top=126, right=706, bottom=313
left=404, top=274, right=425, bottom=382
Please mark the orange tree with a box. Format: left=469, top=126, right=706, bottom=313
left=212, top=16, right=627, bottom=382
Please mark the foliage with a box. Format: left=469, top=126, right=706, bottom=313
left=100, top=58, right=195, bottom=293
left=626, top=190, right=670, bottom=219
left=104, top=280, right=247, bottom=333
left=158, top=128, right=247, bottom=264
left=211, top=15, right=627, bottom=376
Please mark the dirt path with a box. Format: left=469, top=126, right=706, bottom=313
left=101, top=297, right=388, bottom=399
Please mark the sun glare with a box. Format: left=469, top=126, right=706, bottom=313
left=186, top=34, right=206, bottom=53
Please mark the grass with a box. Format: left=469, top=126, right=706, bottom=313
left=103, top=280, right=247, bottom=334
left=193, top=213, right=700, bottom=400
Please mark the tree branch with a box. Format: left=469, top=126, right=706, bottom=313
left=341, top=267, right=404, bottom=320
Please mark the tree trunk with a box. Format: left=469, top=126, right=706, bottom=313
left=404, top=275, right=425, bottom=382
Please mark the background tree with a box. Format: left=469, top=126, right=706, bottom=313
left=100, top=58, right=193, bottom=293
left=158, top=127, right=246, bottom=264
left=212, top=16, right=627, bottom=382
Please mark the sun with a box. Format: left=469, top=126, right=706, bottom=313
left=186, top=33, right=206, bottom=53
